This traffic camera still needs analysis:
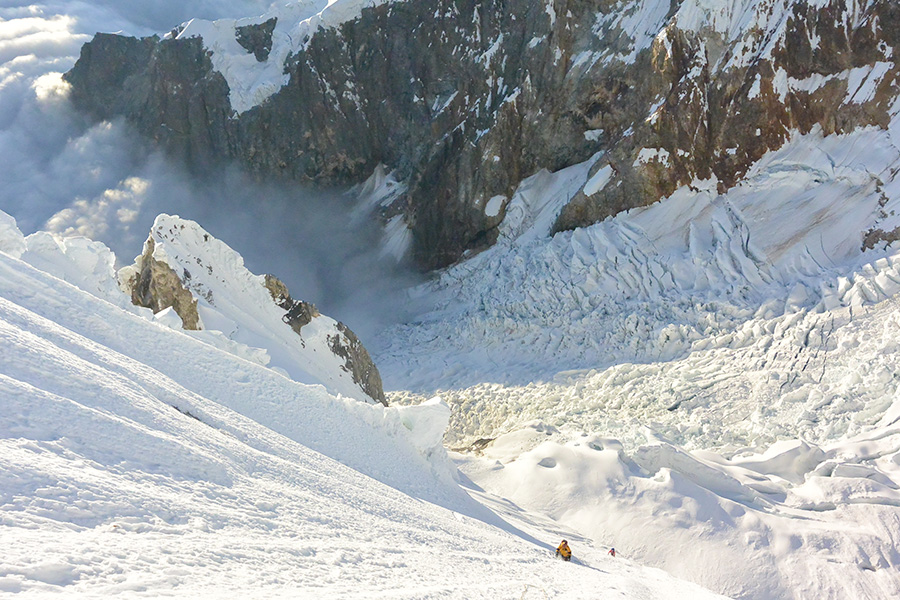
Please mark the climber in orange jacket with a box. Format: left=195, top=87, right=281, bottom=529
left=556, top=539, right=572, bottom=561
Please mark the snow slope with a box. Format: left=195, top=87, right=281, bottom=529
left=376, top=71, right=900, bottom=600
left=3, top=1, right=900, bottom=599
left=0, top=213, right=729, bottom=598
left=120, top=213, right=382, bottom=403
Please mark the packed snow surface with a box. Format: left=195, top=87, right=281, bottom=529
left=4, top=1, right=900, bottom=599
left=0, top=213, right=730, bottom=599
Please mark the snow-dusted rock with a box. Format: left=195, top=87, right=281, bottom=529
left=119, top=214, right=386, bottom=405
left=122, top=234, right=201, bottom=330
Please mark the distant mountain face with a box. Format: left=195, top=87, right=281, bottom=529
left=64, top=0, right=899, bottom=269
left=119, top=214, right=386, bottom=405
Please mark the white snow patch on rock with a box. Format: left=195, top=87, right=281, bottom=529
left=583, top=163, right=613, bottom=196
left=177, top=0, right=396, bottom=114
left=634, top=147, right=672, bottom=167
left=484, top=195, right=506, bottom=218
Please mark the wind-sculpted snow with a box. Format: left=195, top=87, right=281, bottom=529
left=0, top=211, right=729, bottom=598
left=457, top=422, right=900, bottom=599
left=378, top=104, right=900, bottom=598
left=382, top=118, right=900, bottom=396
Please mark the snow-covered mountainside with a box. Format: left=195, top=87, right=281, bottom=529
left=374, top=97, right=900, bottom=598
left=4, top=0, right=900, bottom=599
left=0, top=210, right=728, bottom=599
left=63, top=0, right=900, bottom=269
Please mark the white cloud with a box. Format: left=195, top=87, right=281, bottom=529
left=0, top=0, right=420, bottom=333
left=32, top=70, right=70, bottom=101
left=45, top=176, right=151, bottom=239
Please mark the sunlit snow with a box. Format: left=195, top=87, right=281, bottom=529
left=0, top=212, right=728, bottom=599
left=3, top=1, right=900, bottom=599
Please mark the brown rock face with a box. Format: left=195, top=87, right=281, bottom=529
left=556, top=0, right=899, bottom=233
left=65, top=1, right=899, bottom=268
left=124, top=237, right=201, bottom=330
left=328, top=322, right=387, bottom=407
left=264, top=274, right=321, bottom=334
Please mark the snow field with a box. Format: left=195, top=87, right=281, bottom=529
left=3, top=1, right=900, bottom=598
left=0, top=235, right=468, bottom=512
left=452, top=419, right=900, bottom=599
left=0, top=213, right=729, bottom=599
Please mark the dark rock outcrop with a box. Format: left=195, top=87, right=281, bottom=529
left=264, top=273, right=388, bottom=405
left=264, top=274, right=320, bottom=334
left=235, top=17, right=277, bottom=62
left=328, top=322, right=386, bottom=407
left=65, top=0, right=900, bottom=269
left=124, top=237, right=201, bottom=330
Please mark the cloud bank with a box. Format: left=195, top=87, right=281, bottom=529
left=0, top=1, right=422, bottom=343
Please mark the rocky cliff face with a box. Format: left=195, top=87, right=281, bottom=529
left=65, top=0, right=899, bottom=269
left=556, top=0, right=900, bottom=234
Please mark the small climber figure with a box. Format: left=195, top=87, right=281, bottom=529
left=608, top=547, right=616, bottom=557
left=556, top=539, right=572, bottom=561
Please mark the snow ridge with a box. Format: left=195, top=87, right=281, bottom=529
left=119, top=214, right=383, bottom=403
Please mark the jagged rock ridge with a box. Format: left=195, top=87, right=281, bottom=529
left=119, top=215, right=387, bottom=405
left=64, top=0, right=899, bottom=269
